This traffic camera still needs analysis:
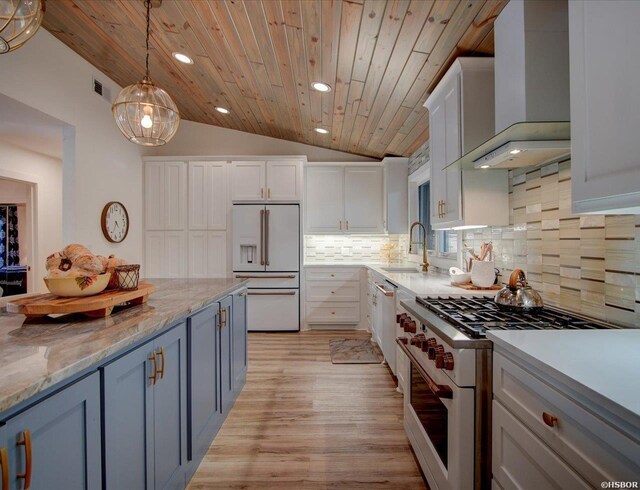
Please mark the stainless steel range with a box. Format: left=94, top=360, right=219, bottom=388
left=396, top=296, right=619, bottom=490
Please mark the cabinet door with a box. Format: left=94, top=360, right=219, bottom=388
left=429, top=102, right=447, bottom=226
left=206, top=162, right=228, bottom=229
left=164, top=161, right=187, bottom=230
left=304, top=166, right=344, bottom=233
left=103, top=343, right=155, bottom=490
left=188, top=162, right=208, bottom=230
left=266, top=161, right=302, bottom=202
left=570, top=1, right=640, bottom=213
left=443, top=76, right=462, bottom=223
left=188, top=306, right=221, bottom=468
left=207, top=231, right=228, bottom=278
left=493, top=401, right=590, bottom=490
left=3, top=373, right=101, bottom=490
left=145, top=161, right=166, bottom=230
left=188, top=231, right=208, bottom=279
left=219, top=296, right=234, bottom=414
left=164, top=231, right=187, bottom=278
left=344, top=167, right=384, bottom=233
left=231, top=161, right=266, bottom=202
left=145, top=231, right=165, bottom=278
left=152, top=323, right=187, bottom=490
left=232, top=290, right=247, bottom=395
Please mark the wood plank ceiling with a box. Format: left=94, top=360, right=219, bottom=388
left=43, top=0, right=507, bottom=158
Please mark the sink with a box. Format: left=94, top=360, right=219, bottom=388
left=380, top=266, right=420, bottom=273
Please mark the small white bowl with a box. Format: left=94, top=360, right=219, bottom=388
left=449, top=267, right=472, bottom=285
left=44, top=273, right=111, bottom=297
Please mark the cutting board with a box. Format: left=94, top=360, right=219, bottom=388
left=6, top=282, right=155, bottom=318
left=453, top=283, right=502, bottom=291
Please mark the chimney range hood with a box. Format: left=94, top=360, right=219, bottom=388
left=446, top=0, right=570, bottom=171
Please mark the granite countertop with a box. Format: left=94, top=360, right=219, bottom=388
left=488, top=329, right=640, bottom=433
left=0, top=278, right=247, bottom=414
left=304, top=262, right=497, bottom=298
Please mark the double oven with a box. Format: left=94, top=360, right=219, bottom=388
left=396, top=302, right=492, bottom=490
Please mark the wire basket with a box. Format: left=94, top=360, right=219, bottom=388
left=115, top=264, right=140, bottom=291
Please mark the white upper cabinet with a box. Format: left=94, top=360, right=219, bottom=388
left=266, top=161, right=302, bottom=201
left=305, top=165, right=385, bottom=234
left=425, top=58, right=509, bottom=230
left=231, top=161, right=266, bottom=202
left=382, top=157, right=409, bottom=234
left=231, top=160, right=302, bottom=202
left=144, top=161, right=186, bottom=231
left=188, top=230, right=227, bottom=278
left=305, top=166, right=344, bottom=233
left=188, top=161, right=227, bottom=230
left=569, top=1, right=640, bottom=214
left=344, top=167, right=384, bottom=233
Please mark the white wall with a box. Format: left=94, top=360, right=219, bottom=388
left=0, top=179, right=29, bottom=203
left=0, top=29, right=144, bottom=266
left=144, top=119, right=379, bottom=162
left=0, top=141, right=62, bottom=290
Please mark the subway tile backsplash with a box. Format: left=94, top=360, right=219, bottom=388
left=463, top=159, right=640, bottom=327
left=304, top=235, right=409, bottom=264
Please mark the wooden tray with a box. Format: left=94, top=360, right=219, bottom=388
left=453, top=283, right=502, bottom=291
left=6, top=282, right=155, bottom=318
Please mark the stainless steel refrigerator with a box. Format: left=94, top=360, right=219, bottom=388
left=232, top=204, right=300, bottom=331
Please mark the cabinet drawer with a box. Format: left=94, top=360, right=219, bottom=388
left=305, top=267, right=360, bottom=282
left=494, top=351, right=640, bottom=485
left=305, top=302, right=360, bottom=324
left=305, top=280, right=360, bottom=302
left=493, top=400, right=590, bottom=490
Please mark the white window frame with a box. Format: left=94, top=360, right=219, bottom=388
left=408, top=162, right=460, bottom=270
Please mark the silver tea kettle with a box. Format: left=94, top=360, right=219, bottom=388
left=494, top=268, right=544, bottom=311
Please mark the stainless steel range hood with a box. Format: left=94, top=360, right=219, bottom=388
left=446, top=0, right=570, bottom=171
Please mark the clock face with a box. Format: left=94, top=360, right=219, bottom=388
left=101, top=201, right=129, bottom=243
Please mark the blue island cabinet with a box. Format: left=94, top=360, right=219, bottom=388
left=103, top=322, right=187, bottom=490
left=232, top=290, right=247, bottom=396
left=0, top=372, right=101, bottom=490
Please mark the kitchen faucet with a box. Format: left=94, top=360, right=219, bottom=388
left=408, top=221, right=430, bottom=272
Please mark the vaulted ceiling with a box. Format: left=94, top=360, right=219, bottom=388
left=43, top=0, right=507, bottom=158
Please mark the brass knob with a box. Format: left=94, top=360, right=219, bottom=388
left=542, top=412, right=558, bottom=427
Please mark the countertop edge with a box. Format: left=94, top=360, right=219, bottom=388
left=0, top=280, right=248, bottom=416
left=488, top=331, right=640, bottom=437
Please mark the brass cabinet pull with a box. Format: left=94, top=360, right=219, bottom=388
left=219, top=308, right=227, bottom=328
left=155, top=347, right=165, bottom=380
left=1, top=447, right=8, bottom=490
left=542, top=412, right=558, bottom=428
left=441, top=200, right=446, bottom=218
left=261, top=187, right=264, bottom=199
left=268, top=188, right=271, bottom=199
left=339, top=220, right=342, bottom=230
left=16, top=430, right=32, bottom=489
left=346, top=220, right=349, bottom=230
left=148, top=353, right=158, bottom=385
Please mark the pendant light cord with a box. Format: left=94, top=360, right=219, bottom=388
left=145, top=0, right=151, bottom=79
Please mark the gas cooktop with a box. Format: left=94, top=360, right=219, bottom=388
left=417, top=296, right=618, bottom=339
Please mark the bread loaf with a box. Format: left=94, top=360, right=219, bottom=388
left=73, top=254, right=104, bottom=275
left=62, top=243, right=92, bottom=263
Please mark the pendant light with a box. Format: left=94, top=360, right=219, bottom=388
left=112, top=0, right=179, bottom=146
left=0, top=0, right=45, bottom=54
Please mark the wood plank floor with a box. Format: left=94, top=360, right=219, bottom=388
left=188, top=330, right=428, bottom=489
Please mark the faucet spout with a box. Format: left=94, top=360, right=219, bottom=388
left=409, top=221, right=429, bottom=272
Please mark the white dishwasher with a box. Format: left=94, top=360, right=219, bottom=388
left=374, top=280, right=397, bottom=375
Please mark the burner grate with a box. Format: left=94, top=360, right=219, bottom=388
left=417, top=296, right=614, bottom=338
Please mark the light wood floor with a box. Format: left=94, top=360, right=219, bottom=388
left=188, top=330, right=428, bottom=489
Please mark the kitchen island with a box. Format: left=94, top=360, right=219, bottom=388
left=0, top=277, right=248, bottom=489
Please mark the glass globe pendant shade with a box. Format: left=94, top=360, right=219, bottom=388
left=0, top=0, right=45, bottom=54
left=112, top=76, right=180, bottom=147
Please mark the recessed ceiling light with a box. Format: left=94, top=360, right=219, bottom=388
left=172, top=52, right=194, bottom=64
left=480, top=165, right=490, bottom=169
left=311, top=82, right=332, bottom=93
left=215, top=107, right=230, bottom=114
left=314, top=128, right=329, bottom=134
left=509, top=149, right=522, bottom=155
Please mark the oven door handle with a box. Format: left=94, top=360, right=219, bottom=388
left=396, top=338, right=453, bottom=400
left=375, top=283, right=394, bottom=297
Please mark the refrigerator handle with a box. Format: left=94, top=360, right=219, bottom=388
left=260, top=209, right=265, bottom=266
left=265, top=209, right=270, bottom=266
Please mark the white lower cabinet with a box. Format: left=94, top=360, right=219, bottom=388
left=145, top=231, right=187, bottom=278
left=304, top=267, right=361, bottom=327
left=493, top=350, right=640, bottom=489
left=492, top=400, right=590, bottom=490
left=188, top=231, right=227, bottom=278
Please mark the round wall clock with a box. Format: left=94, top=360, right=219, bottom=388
left=101, top=201, right=130, bottom=243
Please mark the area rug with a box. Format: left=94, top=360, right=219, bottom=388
left=329, top=338, right=384, bottom=364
